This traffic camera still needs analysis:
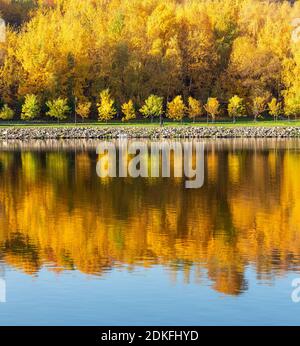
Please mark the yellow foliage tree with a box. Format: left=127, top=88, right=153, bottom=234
left=97, top=89, right=116, bottom=123
left=0, top=104, right=14, bottom=120
left=284, top=94, right=300, bottom=121
left=228, top=95, right=246, bottom=123
left=167, top=95, right=186, bottom=122
left=0, top=0, right=297, bottom=122
left=204, top=97, right=220, bottom=123
left=251, top=96, right=266, bottom=122
left=76, top=101, right=91, bottom=121
left=268, top=98, right=281, bottom=122
left=187, top=97, right=202, bottom=123
left=121, top=100, right=136, bottom=122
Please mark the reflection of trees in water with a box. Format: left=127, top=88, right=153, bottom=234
left=0, top=139, right=300, bottom=296
left=4, top=232, right=40, bottom=275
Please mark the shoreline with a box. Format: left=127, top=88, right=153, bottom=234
left=0, top=126, right=300, bottom=139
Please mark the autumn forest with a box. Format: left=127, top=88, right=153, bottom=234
left=0, top=0, right=300, bottom=122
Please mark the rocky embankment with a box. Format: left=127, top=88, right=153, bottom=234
left=0, top=126, right=300, bottom=139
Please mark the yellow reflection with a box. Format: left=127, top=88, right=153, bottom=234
left=0, top=140, right=299, bottom=296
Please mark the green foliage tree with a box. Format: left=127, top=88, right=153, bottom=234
left=122, top=100, right=136, bottom=122
left=97, top=89, right=116, bottom=122
left=21, top=94, right=40, bottom=120
left=228, top=95, right=246, bottom=123
left=0, top=104, right=14, bottom=120
left=140, top=95, right=163, bottom=122
left=46, top=98, right=70, bottom=121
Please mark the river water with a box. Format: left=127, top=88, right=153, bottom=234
left=0, top=138, right=299, bottom=325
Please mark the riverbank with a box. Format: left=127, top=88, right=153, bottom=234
left=0, top=126, right=300, bottom=139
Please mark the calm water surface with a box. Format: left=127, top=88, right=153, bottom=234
left=0, top=138, right=300, bottom=325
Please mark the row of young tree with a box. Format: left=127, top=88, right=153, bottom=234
left=0, top=90, right=287, bottom=122
left=1, top=0, right=300, bottom=120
